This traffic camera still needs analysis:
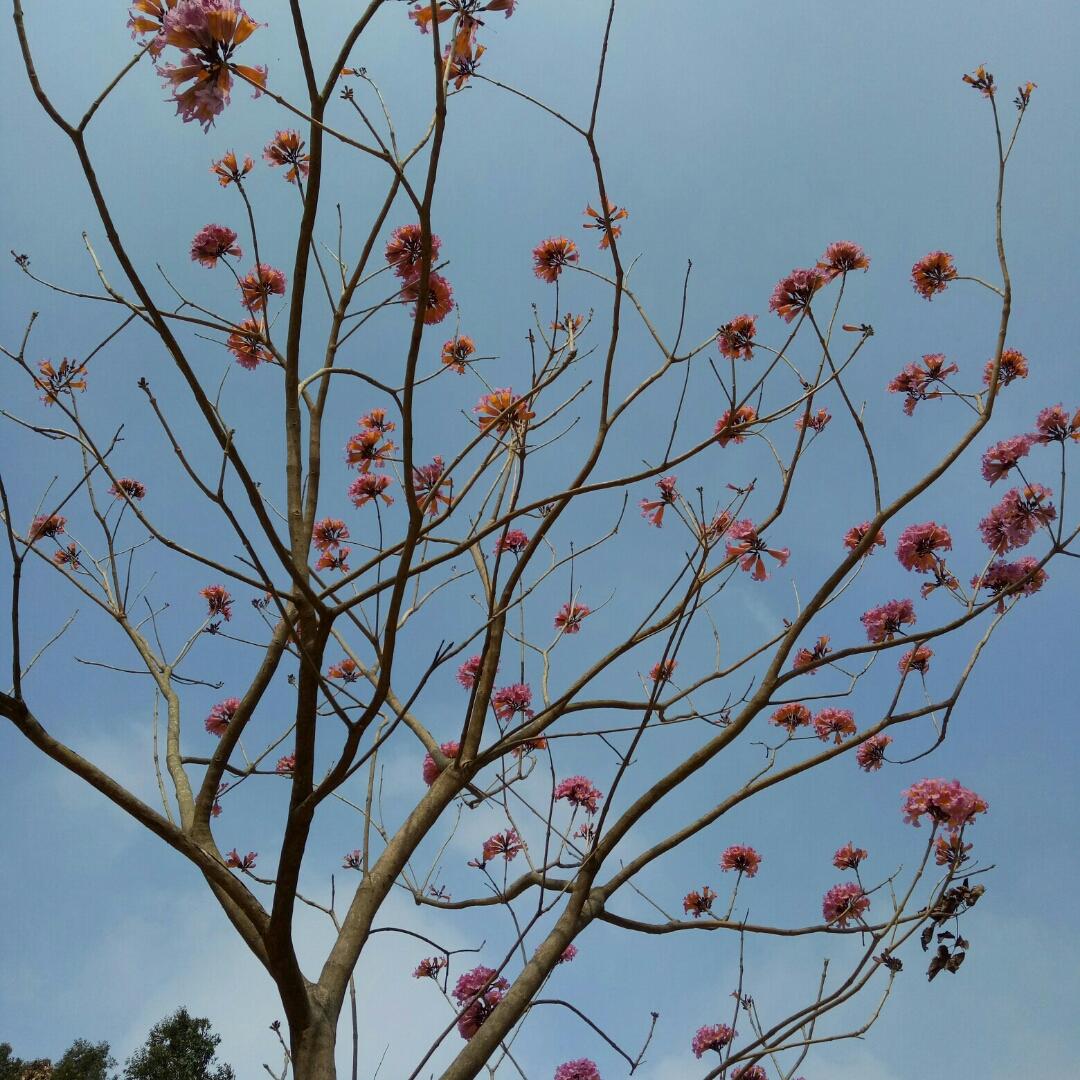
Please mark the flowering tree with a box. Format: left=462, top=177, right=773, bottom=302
left=2, top=3, right=1075, bottom=1078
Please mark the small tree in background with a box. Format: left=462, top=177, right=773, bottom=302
left=121, top=1009, right=234, bottom=1080
left=3, top=2, right=1074, bottom=1079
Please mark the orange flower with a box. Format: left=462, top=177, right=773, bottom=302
left=441, top=335, right=476, bottom=373
left=127, top=0, right=177, bottom=55
left=582, top=199, right=628, bottom=250
left=474, top=389, right=535, bottom=434
left=532, top=237, right=579, bottom=283
left=34, top=358, right=88, bottom=405
left=238, top=264, right=286, bottom=311
left=156, top=1, right=267, bottom=130
left=226, top=319, right=272, bottom=370
left=961, top=65, right=995, bottom=97
left=345, top=428, right=395, bottom=472
left=211, top=150, right=254, bottom=187
left=445, top=41, right=485, bottom=89
left=263, top=129, right=310, bottom=184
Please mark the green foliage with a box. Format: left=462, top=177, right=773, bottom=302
left=121, top=1009, right=234, bottom=1080
left=52, top=1040, right=116, bottom=1080
left=0, top=1045, right=26, bottom=1080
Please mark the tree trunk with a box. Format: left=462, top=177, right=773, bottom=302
left=292, top=1017, right=338, bottom=1080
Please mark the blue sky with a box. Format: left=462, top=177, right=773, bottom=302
left=2, top=2, right=1078, bottom=1078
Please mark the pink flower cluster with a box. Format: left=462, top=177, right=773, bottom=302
left=691, top=1023, right=736, bottom=1058
left=385, top=224, right=454, bottom=324
left=822, top=881, right=869, bottom=926
left=860, top=599, right=916, bottom=643
left=453, top=965, right=509, bottom=1041
left=555, top=776, right=604, bottom=815
left=902, top=779, right=988, bottom=832
left=1032, top=404, right=1080, bottom=444
left=421, top=740, right=460, bottom=786
left=725, top=520, right=790, bottom=581
left=978, top=484, right=1056, bottom=553
left=981, top=435, right=1033, bottom=484
left=205, top=697, right=240, bottom=737
left=973, top=557, right=1047, bottom=610
left=480, top=829, right=523, bottom=863
left=856, top=734, right=892, bottom=772
left=769, top=267, right=826, bottom=322
left=895, top=522, right=952, bottom=573
left=492, top=683, right=534, bottom=721
left=720, top=845, right=761, bottom=877
left=813, top=707, right=856, bottom=744
left=553, top=1060, right=600, bottom=1080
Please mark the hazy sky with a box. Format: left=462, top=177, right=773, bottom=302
left=2, top=2, right=1078, bottom=1078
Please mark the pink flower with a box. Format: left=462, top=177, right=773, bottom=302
left=190, top=223, right=241, bottom=267
left=556, top=943, right=578, bottom=965
left=421, top=740, right=460, bottom=785
left=348, top=473, right=394, bottom=508
left=843, top=521, right=885, bottom=556
left=792, top=635, right=830, bottom=673
left=492, top=683, right=534, bottom=722
left=716, top=315, right=757, bottom=360
left=481, top=829, right=523, bottom=863
left=412, top=955, right=447, bottom=978
left=833, top=842, right=868, bottom=870
left=554, top=601, right=591, bottom=634
left=494, top=529, right=530, bottom=555
left=385, top=224, right=441, bottom=279
left=640, top=475, right=679, bottom=527
left=457, top=655, right=484, bottom=689
left=817, top=240, right=870, bottom=281
left=555, top=776, right=603, bottom=815
left=1032, top=404, right=1080, bottom=445
left=860, top=599, right=916, bottom=643
left=692, top=1023, right=736, bottom=1058
left=984, top=348, right=1029, bottom=388
left=109, top=477, right=147, bottom=500
left=649, top=659, right=677, bottom=683
left=263, top=129, right=310, bottom=183
left=225, top=848, right=257, bottom=871
left=769, top=703, right=811, bottom=733
left=451, top=963, right=509, bottom=1002
left=720, top=844, right=761, bottom=877
left=553, top=1060, right=600, bottom=1080
left=769, top=267, right=826, bottom=322
left=200, top=584, right=233, bottom=621
left=453, top=965, right=509, bottom=1042
left=238, top=263, right=286, bottom=311
left=822, top=881, right=869, bottom=926
left=312, top=518, right=350, bottom=552
left=911, top=251, right=957, bottom=300
left=226, top=319, right=271, bottom=370
left=412, top=456, right=452, bottom=517
left=682, top=885, right=718, bottom=918
left=155, top=0, right=267, bottom=130
left=981, top=435, right=1033, bottom=484
left=887, top=353, right=959, bottom=415
left=714, top=405, right=757, bottom=447
left=813, top=707, right=856, bottom=744
left=343, top=850, right=362, bottom=871
left=725, top=520, right=790, bottom=581
left=902, top=778, right=988, bottom=832
left=895, top=521, right=953, bottom=573
left=856, top=734, right=892, bottom=772
left=401, top=273, right=454, bottom=325
left=978, top=484, right=1056, bottom=553
left=732, top=1068, right=767, bottom=1080
left=973, top=557, right=1047, bottom=611
left=532, top=237, right=579, bottom=283
left=28, top=514, right=66, bottom=542
left=898, top=647, right=933, bottom=675
left=796, top=407, right=831, bottom=434
left=935, top=834, right=973, bottom=867
left=275, top=754, right=296, bottom=776
left=205, top=697, right=240, bottom=737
